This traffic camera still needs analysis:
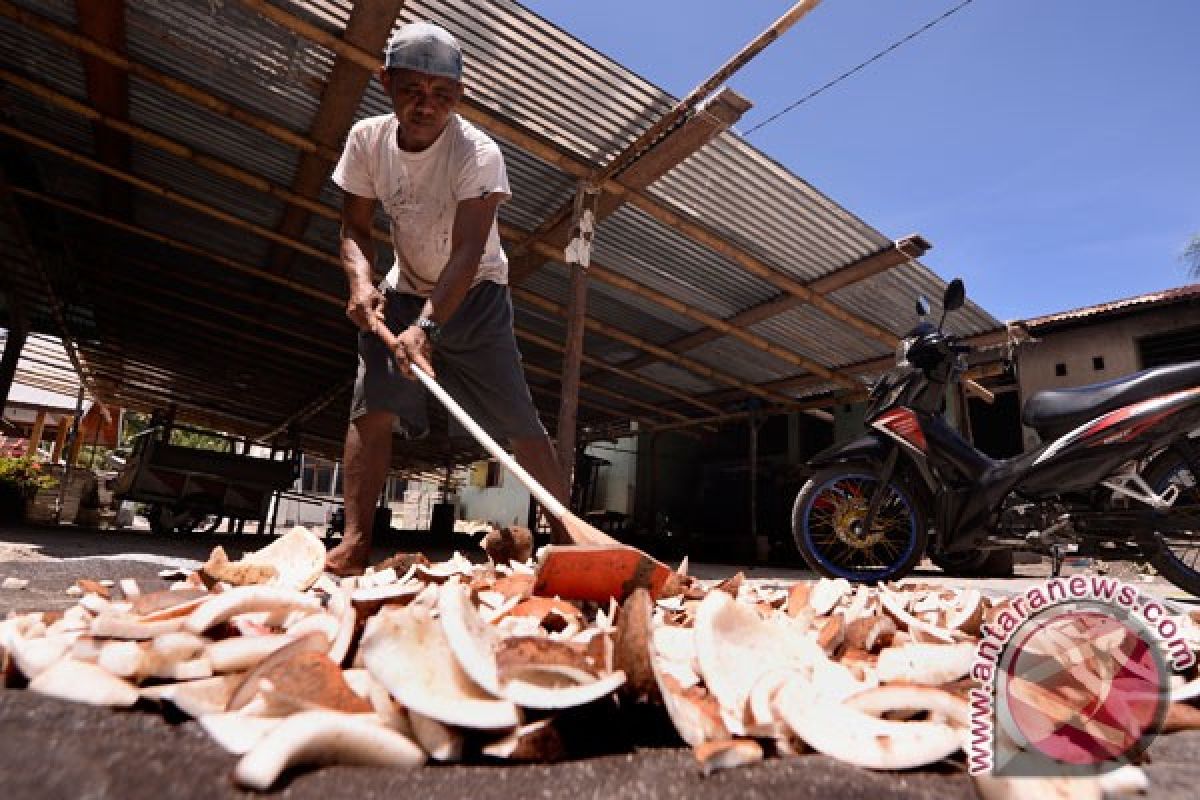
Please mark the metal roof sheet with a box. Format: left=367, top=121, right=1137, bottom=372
left=0, top=0, right=1002, bottom=468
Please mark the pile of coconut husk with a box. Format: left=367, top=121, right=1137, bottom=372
left=2, top=529, right=1199, bottom=796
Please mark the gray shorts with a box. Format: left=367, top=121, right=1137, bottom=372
left=350, top=281, right=546, bottom=442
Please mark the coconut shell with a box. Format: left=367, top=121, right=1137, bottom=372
left=613, top=588, right=656, bottom=701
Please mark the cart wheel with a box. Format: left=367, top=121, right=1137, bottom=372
left=174, top=496, right=223, bottom=534
left=147, top=503, right=171, bottom=535
left=178, top=510, right=223, bottom=535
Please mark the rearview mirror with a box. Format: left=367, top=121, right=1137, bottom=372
left=943, top=279, right=965, bottom=312
left=916, top=295, right=932, bottom=317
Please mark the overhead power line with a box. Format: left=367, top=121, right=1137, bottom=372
left=742, top=0, right=977, bottom=136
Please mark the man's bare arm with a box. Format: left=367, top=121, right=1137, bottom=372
left=340, top=191, right=383, bottom=331
left=423, top=192, right=505, bottom=325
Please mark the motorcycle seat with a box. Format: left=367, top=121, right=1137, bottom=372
left=1023, top=360, right=1200, bottom=438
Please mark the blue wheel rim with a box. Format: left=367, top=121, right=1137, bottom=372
left=801, top=472, right=918, bottom=581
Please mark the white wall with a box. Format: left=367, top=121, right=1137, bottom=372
left=458, top=468, right=531, bottom=528
left=1017, top=306, right=1199, bottom=447
left=584, top=437, right=637, bottom=515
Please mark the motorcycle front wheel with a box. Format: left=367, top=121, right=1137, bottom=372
left=792, top=465, right=927, bottom=583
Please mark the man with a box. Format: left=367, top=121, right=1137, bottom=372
left=325, top=22, right=567, bottom=575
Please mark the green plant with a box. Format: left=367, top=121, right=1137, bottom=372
left=0, top=456, right=59, bottom=498
left=0, top=456, right=58, bottom=523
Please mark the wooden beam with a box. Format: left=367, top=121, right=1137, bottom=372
left=512, top=287, right=797, bottom=405
left=27, top=410, right=48, bottom=455
left=0, top=123, right=340, bottom=266
left=594, top=1, right=822, bottom=186
left=605, top=236, right=929, bottom=375
left=697, top=326, right=1011, bottom=407
left=514, top=329, right=722, bottom=415
left=14, top=188, right=339, bottom=305
left=75, top=0, right=131, bottom=219
left=2, top=1, right=904, bottom=372
left=14, top=167, right=758, bottom=428
left=546, top=245, right=861, bottom=391
left=0, top=1, right=340, bottom=161
left=15, top=187, right=735, bottom=436
left=0, top=267, right=29, bottom=409
left=265, top=0, right=405, bottom=276
left=508, top=87, right=751, bottom=283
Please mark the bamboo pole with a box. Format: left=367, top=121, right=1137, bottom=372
left=519, top=0, right=820, bottom=251
left=600, top=0, right=823, bottom=183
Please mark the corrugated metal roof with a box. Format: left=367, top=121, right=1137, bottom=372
left=0, top=331, right=82, bottom=401
left=0, top=0, right=1002, bottom=471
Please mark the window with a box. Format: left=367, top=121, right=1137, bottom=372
left=1138, top=324, right=1200, bottom=369
left=314, top=466, right=332, bottom=495
left=1092, top=356, right=1105, bottom=371
left=486, top=460, right=503, bottom=488
left=1054, top=363, right=1068, bottom=377
left=301, top=464, right=334, bottom=495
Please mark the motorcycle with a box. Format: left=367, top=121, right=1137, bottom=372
left=791, top=279, right=1200, bottom=593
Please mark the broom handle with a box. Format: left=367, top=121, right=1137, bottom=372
left=368, top=319, right=569, bottom=518
left=410, top=363, right=567, bottom=518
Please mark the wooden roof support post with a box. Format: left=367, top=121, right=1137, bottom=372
left=0, top=257, right=29, bottom=409
left=554, top=184, right=598, bottom=495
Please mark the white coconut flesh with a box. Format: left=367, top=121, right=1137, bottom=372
left=438, top=579, right=502, bottom=697
left=361, top=606, right=519, bottom=730
left=233, top=710, right=425, bottom=791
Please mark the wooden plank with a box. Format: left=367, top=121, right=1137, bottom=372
left=265, top=0, right=405, bottom=276
left=507, top=88, right=751, bottom=283
left=603, top=236, right=930, bottom=375
left=75, top=0, right=130, bottom=218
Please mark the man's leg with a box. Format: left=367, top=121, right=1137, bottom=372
left=326, top=410, right=394, bottom=574
left=510, top=434, right=573, bottom=545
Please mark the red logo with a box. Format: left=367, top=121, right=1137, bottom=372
left=998, top=604, right=1167, bottom=772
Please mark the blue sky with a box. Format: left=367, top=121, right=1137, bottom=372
left=520, top=0, right=1200, bottom=321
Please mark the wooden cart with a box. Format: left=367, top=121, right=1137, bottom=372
left=113, top=422, right=299, bottom=534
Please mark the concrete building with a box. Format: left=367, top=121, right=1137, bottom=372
left=1014, top=283, right=1200, bottom=448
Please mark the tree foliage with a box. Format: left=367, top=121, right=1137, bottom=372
left=1185, top=233, right=1200, bottom=279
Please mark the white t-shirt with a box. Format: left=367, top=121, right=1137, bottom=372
left=332, top=113, right=510, bottom=296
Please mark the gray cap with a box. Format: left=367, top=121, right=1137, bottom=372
left=383, top=22, right=462, bottom=81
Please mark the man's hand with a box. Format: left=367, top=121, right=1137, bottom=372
left=346, top=282, right=385, bottom=332
left=389, top=324, right=435, bottom=380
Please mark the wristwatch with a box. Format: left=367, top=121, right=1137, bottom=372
left=415, top=316, right=442, bottom=344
